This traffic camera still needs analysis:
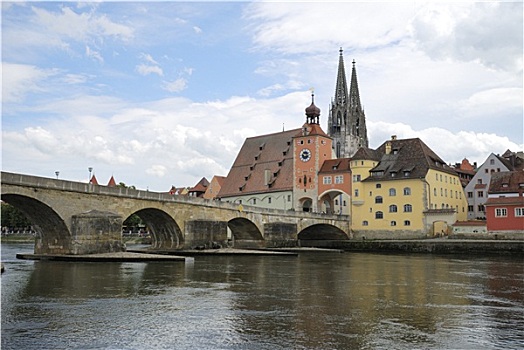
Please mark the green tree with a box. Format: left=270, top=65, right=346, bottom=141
left=1, top=202, right=32, bottom=228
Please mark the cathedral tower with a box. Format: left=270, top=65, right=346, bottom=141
left=328, top=49, right=368, bottom=158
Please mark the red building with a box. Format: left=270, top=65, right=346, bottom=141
left=485, top=171, right=524, bottom=234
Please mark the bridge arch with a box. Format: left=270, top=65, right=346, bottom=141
left=228, top=217, right=263, bottom=241
left=1, top=194, right=71, bottom=254
left=128, top=208, right=183, bottom=249
left=298, top=223, right=349, bottom=241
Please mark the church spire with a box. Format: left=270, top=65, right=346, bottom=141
left=334, top=48, right=348, bottom=106
left=349, top=59, right=362, bottom=111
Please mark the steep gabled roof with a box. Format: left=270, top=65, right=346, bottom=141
left=90, top=174, right=99, bottom=185
left=351, top=147, right=381, bottom=161
left=488, top=170, right=524, bottom=194
left=363, top=138, right=457, bottom=182
left=190, top=177, right=209, bottom=193
left=218, top=129, right=299, bottom=198
left=107, top=175, right=117, bottom=187
left=319, top=158, right=351, bottom=173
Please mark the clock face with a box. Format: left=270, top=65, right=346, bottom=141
left=299, top=148, right=312, bottom=162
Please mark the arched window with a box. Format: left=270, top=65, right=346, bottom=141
left=389, top=205, right=397, bottom=213
left=389, top=188, right=396, bottom=196
left=404, top=220, right=410, bottom=226
left=403, top=187, right=411, bottom=195
left=362, top=221, right=368, bottom=226
left=375, top=196, right=383, bottom=204
left=404, top=204, right=412, bottom=212
left=375, top=211, right=383, bottom=219
left=390, top=221, right=396, bottom=226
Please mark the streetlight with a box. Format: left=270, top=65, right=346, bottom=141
left=88, top=167, right=93, bottom=183
left=55, top=171, right=60, bottom=179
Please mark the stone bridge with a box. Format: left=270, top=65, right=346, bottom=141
left=1, top=172, right=352, bottom=255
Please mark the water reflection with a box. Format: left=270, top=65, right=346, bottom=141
left=2, top=244, right=523, bottom=350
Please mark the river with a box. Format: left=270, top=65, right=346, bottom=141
left=1, top=243, right=523, bottom=350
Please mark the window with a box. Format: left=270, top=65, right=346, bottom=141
left=287, top=195, right=291, bottom=202
left=352, top=174, right=361, bottom=182
left=354, top=189, right=359, bottom=197
left=391, top=221, right=397, bottom=226
left=323, top=176, right=332, bottom=185
left=490, top=159, right=495, bottom=165
left=495, top=208, right=507, bottom=217
left=434, top=188, right=437, bottom=196
left=375, top=211, right=383, bottom=219
left=468, top=205, right=474, bottom=212
left=389, top=205, right=398, bottom=213
left=376, top=184, right=382, bottom=189
left=477, top=179, right=482, bottom=184
left=268, top=197, right=272, bottom=204
left=477, top=191, right=484, bottom=198
left=478, top=205, right=484, bottom=212
left=375, top=196, right=383, bottom=204
left=404, top=220, right=411, bottom=226
left=467, top=191, right=473, bottom=198
left=252, top=199, right=257, bottom=205
left=389, top=188, right=396, bottom=196
left=335, top=199, right=339, bottom=205
left=403, top=187, right=411, bottom=195
left=515, top=208, right=524, bottom=217
left=363, top=220, right=368, bottom=226
left=403, top=204, right=412, bottom=212
left=335, top=175, right=344, bottom=184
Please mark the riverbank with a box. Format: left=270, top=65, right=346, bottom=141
left=300, top=238, right=524, bottom=255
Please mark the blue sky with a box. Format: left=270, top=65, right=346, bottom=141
left=2, top=1, right=523, bottom=191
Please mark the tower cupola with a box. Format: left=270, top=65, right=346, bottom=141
left=305, top=92, right=320, bottom=125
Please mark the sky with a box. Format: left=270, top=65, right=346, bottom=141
left=2, top=1, right=522, bottom=192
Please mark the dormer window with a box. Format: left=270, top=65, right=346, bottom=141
left=392, top=149, right=399, bottom=154
left=502, top=183, right=509, bottom=188
left=390, top=171, right=397, bottom=178
left=404, top=171, right=410, bottom=177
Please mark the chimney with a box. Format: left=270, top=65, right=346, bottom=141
left=264, top=169, right=271, bottom=186
left=391, top=135, right=397, bottom=140
left=385, top=141, right=392, bottom=155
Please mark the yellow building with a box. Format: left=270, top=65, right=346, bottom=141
left=351, top=136, right=467, bottom=239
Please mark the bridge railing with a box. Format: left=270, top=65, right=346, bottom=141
left=1, top=171, right=349, bottom=221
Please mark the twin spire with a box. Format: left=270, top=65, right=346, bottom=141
left=334, top=48, right=362, bottom=111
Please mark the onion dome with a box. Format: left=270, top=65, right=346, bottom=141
left=305, top=92, right=320, bottom=124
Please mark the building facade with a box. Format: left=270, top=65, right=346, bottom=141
left=350, top=136, right=467, bottom=238
left=485, top=170, right=524, bottom=235
left=465, top=151, right=524, bottom=220
left=328, top=49, right=368, bottom=158
left=218, top=95, right=352, bottom=214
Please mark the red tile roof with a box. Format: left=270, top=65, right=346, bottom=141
left=319, top=158, right=351, bottom=173
left=488, top=170, right=524, bottom=194
left=107, top=175, right=117, bottom=187
left=485, top=196, right=524, bottom=206
left=90, top=174, right=99, bottom=185
left=218, top=129, right=299, bottom=198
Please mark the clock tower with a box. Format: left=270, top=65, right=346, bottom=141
left=293, top=93, right=333, bottom=212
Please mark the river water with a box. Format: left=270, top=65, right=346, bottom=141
left=1, top=243, right=523, bottom=350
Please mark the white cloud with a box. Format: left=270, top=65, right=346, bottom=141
left=2, top=63, right=57, bottom=103
left=136, top=64, right=163, bottom=76
left=86, top=45, right=104, bottom=63
left=162, top=78, right=187, bottom=93
left=193, top=26, right=202, bottom=34
left=410, top=2, right=523, bottom=72
left=31, top=5, right=134, bottom=43
left=146, top=165, right=167, bottom=177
